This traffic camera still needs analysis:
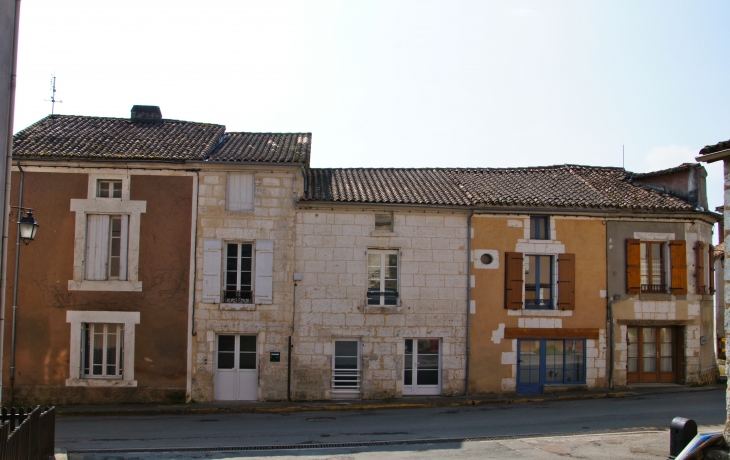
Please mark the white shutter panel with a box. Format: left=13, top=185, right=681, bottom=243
left=227, top=173, right=254, bottom=211
left=119, top=215, right=129, bottom=281
left=85, top=215, right=110, bottom=280
left=254, top=240, right=274, bottom=304
left=202, top=238, right=222, bottom=303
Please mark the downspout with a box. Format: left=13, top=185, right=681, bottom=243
left=0, top=0, right=22, bottom=405
left=186, top=170, right=199, bottom=402
left=465, top=210, right=473, bottom=396
left=8, top=164, right=23, bottom=407
left=288, top=281, right=296, bottom=402
left=607, top=294, right=620, bottom=390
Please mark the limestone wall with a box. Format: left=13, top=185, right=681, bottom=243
left=292, top=209, right=468, bottom=400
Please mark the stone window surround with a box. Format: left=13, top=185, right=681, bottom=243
left=69, top=173, right=146, bottom=292
left=65, top=310, right=140, bottom=387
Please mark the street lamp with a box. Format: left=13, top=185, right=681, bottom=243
left=17, top=211, right=38, bottom=244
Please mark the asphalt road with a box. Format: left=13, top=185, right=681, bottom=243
left=57, top=388, right=725, bottom=454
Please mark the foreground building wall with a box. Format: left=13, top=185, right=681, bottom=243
left=292, top=208, right=468, bottom=400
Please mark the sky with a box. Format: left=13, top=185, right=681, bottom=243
left=11, top=1, right=730, bottom=215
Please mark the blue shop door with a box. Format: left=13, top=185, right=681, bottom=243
left=517, top=340, right=543, bottom=394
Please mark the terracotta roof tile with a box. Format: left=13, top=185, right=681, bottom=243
left=700, top=140, right=730, bottom=156
left=208, top=132, right=310, bottom=163
left=12, top=115, right=225, bottom=161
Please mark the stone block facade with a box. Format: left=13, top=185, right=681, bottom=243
left=291, top=209, right=468, bottom=400
left=190, top=167, right=301, bottom=402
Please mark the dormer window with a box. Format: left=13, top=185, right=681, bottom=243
left=375, top=213, right=393, bottom=232
left=97, top=180, right=122, bottom=198
left=530, top=216, right=549, bottom=240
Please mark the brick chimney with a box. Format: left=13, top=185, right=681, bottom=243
left=131, top=105, right=162, bottom=123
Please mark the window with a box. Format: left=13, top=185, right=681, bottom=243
left=525, top=255, right=552, bottom=309
left=375, top=213, right=393, bottom=232
left=224, top=243, right=253, bottom=303
left=367, top=250, right=398, bottom=306
left=530, top=216, right=549, bottom=240
left=640, top=242, right=665, bottom=293
left=83, top=323, right=123, bottom=378
left=85, top=214, right=128, bottom=281
left=97, top=180, right=122, bottom=198
left=332, top=340, right=360, bottom=398
left=517, top=339, right=585, bottom=393
left=227, top=173, right=254, bottom=212
left=202, top=239, right=274, bottom=305
left=66, top=310, right=139, bottom=387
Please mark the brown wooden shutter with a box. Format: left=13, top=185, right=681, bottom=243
left=504, top=252, right=524, bottom=310
left=709, top=244, right=716, bottom=294
left=669, top=240, right=688, bottom=295
left=696, top=241, right=706, bottom=295
left=557, top=253, right=576, bottom=310
left=626, top=239, right=641, bottom=294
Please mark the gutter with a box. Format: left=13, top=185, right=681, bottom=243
left=465, top=211, right=473, bottom=396
left=696, top=148, right=730, bottom=164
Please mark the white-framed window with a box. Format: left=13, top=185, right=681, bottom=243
left=83, top=323, right=124, bottom=378
left=85, top=214, right=129, bottom=281
left=227, top=173, right=254, bottom=212
left=224, top=242, right=254, bottom=303
left=69, top=173, right=145, bottom=292
left=332, top=340, right=361, bottom=398
left=202, top=239, right=274, bottom=305
left=375, top=213, right=393, bottom=232
left=367, top=250, right=399, bottom=306
left=66, top=310, right=139, bottom=387
left=97, top=180, right=122, bottom=198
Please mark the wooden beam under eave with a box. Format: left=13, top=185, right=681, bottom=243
left=503, top=328, right=600, bottom=339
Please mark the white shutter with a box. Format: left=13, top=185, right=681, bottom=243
left=227, top=173, right=254, bottom=211
left=85, top=215, right=110, bottom=280
left=202, top=238, right=222, bottom=303
left=119, top=215, right=129, bottom=281
left=254, top=240, right=274, bottom=304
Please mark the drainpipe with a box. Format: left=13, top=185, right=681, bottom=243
left=607, top=294, right=620, bottom=390
left=465, top=211, right=473, bottom=396
left=288, top=280, right=297, bottom=402
left=8, top=164, right=23, bottom=407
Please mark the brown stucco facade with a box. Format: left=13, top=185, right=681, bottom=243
left=468, top=214, right=608, bottom=394
left=3, top=166, right=195, bottom=405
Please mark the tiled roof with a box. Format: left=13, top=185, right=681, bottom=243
left=208, top=132, right=310, bottom=163
left=303, top=165, right=698, bottom=211
left=700, top=140, right=730, bottom=156
left=714, top=243, right=724, bottom=260
left=632, top=163, right=695, bottom=179
left=12, top=115, right=225, bottom=161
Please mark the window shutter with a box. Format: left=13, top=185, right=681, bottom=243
left=255, top=240, right=274, bottom=304
left=557, top=253, right=576, bottom=310
left=227, top=173, right=254, bottom=211
left=202, top=238, right=222, bottom=303
left=669, top=240, right=688, bottom=295
left=626, top=239, right=641, bottom=295
left=709, top=244, right=716, bottom=294
left=695, top=241, right=706, bottom=294
left=85, top=215, right=110, bottom=280
left=119, top=215, right=129, bottom=281
left=504, top=252, right=524, bottom=310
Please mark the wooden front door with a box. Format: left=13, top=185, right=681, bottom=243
left=627, top=326, right=677, bottom=383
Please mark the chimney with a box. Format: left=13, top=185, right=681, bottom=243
left=632, top=163, right=708, bottom=210
left=131, top=105, right=162, bottom=123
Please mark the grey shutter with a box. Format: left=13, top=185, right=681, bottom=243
left=227, top=173, right=254, bottom=211
left=119, top=215, right=129, bottom=281
left=202, top=238, right=222, bottom=303
left=255, top=240, right=274, bottom=304
left=85, top=214, right=110, bottom=280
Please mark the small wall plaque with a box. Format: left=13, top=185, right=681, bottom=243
left=270, top=352, right=281, bottom=362
left=700, top=336, right=707, bottom=345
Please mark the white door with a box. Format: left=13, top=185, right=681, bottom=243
left=403, top=338, right=441, bottom=396
left=215, top=335, right=258, bottom=401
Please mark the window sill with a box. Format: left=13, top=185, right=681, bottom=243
left=220, top=302, right=256, bottom=311
left=370, top=230, right=398, bottom=237
left=363, top=305, right=402, bottom=314
left=508, top=309, right=573, bottom=317
left=68, top=280, right=143, bottom=292
left=543, top=383, right=587, bottom=393
left=638, top=293, right=672, bottom=301
left=66, top=378, right=137, bottom=387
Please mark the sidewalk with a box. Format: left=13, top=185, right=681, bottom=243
left=55, top=382, right=725, bottom=417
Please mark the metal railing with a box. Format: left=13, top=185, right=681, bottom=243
left=223, top=290, right=253, bottom=303
left=0, top=406, right=55, bottom=460
left=331, top=369, right=361, bottom=398
left=641, top=283, right=666, bottom=293
left=366, top=290, right=398, bottom=306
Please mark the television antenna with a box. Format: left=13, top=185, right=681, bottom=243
left=45, top=73, right=62, bottom=115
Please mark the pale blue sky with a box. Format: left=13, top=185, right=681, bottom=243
left=12, top=1, right=730, bottom=214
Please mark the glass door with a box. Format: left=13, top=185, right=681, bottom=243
left=517, top=340, right=543, bottom=394
left=627, top=326, right=676, bottom=383
left=215, top=334, right=258, bottom=401
left=403, top=339, right=441, bottom=395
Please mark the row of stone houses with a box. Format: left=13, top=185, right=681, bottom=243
left=3, top=106, right=720, bottom=404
